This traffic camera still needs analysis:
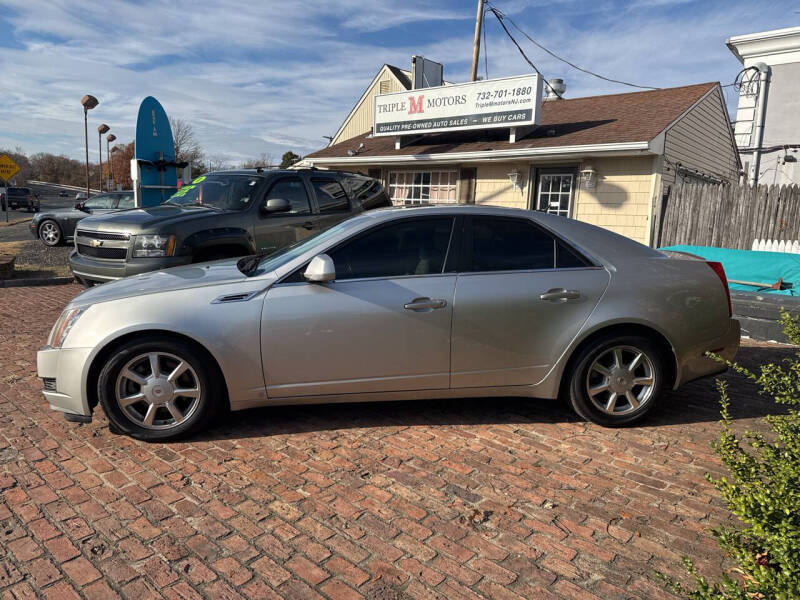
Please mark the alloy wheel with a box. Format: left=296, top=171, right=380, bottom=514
left=115, top=352, right=201, bottom=430
left=40, top=222, right=60, bottom=245
left=585, top=345, right=655, bottom=415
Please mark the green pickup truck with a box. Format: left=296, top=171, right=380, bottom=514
left=68, top=168, right=390, bottom=285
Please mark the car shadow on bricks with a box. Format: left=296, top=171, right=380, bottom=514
left=188, top=345, right=793, bottom=443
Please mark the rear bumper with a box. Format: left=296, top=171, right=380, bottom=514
left=69, top=251, right=191, bottom=283
left=37, top=345, right=93, bottom=417
left=674, top=318, right=741, bottom=388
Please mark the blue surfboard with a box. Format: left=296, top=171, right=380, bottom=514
left=134, top=97, right=177, bottom=207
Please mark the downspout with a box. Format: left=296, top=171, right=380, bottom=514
left=751, top=62, right=771, bottom=185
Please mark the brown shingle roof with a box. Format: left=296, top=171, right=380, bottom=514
left=307, top=82, right=717, bottom=159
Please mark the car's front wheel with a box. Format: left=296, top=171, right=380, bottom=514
left=39, top=220, right=62, bottom=246
left=567, top=334, right=664, bottom=427
left=97, top=337, right=223, bottom=441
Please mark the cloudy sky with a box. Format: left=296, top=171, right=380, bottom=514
left=0, top=0, right=794, bottom=165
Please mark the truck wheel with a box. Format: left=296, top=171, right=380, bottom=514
left=39, top=221, right=62, bottom=246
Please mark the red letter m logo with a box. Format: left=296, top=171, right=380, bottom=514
left=408, top=95, right=424, bottom=114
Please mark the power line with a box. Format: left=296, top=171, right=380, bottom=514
left=487, top=1, right=658, bottom=91
left=486, top=6, right=562, bottom=98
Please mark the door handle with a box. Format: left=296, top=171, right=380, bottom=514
left=404, top=297, right=448, bottom=311
left=540, top=288, right=580, bottom=302
left=302, top=221, right=315, bottom=230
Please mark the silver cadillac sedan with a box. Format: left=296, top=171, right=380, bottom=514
left=38, top=206, right=740, bottom=441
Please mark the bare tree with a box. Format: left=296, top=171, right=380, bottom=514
left=169, top=117, right=203, bottom=166
left=240, top=153, right=275, bottom=169
left=202, top=154, right=231, bottom=173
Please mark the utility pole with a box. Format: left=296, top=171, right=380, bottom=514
left=470, top=0, right=485, bottom=82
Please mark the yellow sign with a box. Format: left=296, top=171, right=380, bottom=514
left=0, top=154, right=20, bottom=183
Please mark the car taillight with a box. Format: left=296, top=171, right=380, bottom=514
left=707, top=261, right=732, bottom=317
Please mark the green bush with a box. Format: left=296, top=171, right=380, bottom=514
left=665, top=312, right=800, bottom=599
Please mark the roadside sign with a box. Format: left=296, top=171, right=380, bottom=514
left=0, top=154, right=19, bottom=223
left=0, top=154, right=20, bottom=182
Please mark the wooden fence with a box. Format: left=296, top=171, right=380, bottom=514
left=658, top=182, right=800, bottom=249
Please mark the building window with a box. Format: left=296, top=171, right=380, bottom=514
left=388, top=171, right=458, bottom=205
left=537, top=173, right=574, bottom=217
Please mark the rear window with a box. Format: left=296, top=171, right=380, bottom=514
left=8, top=188, right=29, bottom=195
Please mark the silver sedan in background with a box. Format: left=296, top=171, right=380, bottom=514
left=38, top=206, right=739, bottom=441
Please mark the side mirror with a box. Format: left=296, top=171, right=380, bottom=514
left=75, top=202, right=85, bottom=211
left=304, top=254, right=335, bottom=283
left=261, top=198, right=291, bottom=215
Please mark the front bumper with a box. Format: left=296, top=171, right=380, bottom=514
left=675, top=318, right=741, bottom=387
left=37, top=345, right=94, bottom=417
left=69, top=250, right=192, bottom=283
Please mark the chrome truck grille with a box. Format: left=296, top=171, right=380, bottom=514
left=75, top=230, right=130, bottom=260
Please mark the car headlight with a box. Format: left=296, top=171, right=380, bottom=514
left=133, top=234, right=176, bottom=257
left=47, top=307, right=87, bottom=348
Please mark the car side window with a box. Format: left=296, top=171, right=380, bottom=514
left=329, top=217, right=454, bottom=280
left=266, top=178, right=310, bottom=214
left=469, top=217, right=555, bottom=272
left=116, top=194, right=135, bottom=209
left=311, top=178, right=350, bottom=213
left=85, top=195, right=115, bottom=209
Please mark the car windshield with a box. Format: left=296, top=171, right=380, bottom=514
left=242, top=216, right=370, bottom=277
left=164, top=174, right=260, bottom=211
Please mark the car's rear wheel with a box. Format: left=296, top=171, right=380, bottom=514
left=97, top=337, right=223, bottom=441
left=39, top=220, right=62, bottom=246
left=567, top=334, right=664, bottom=426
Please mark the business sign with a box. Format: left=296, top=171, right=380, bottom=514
left=374, top=74, right=542, bottom=137
left=0, top=154, right=20, bottom=182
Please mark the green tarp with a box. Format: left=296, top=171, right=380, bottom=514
left=660, top=245, right=800, bottom=296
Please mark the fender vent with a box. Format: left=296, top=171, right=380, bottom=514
left=211, top=291, right=259, bottom=304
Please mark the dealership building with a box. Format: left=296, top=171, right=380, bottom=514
left=301, top=61, right=741, bottom=246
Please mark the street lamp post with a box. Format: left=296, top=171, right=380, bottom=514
left=81, top=95, right=98, bottom=199
left=106, top=133, right=116, bottom=190
left=97, top=124, right=110, bottom=192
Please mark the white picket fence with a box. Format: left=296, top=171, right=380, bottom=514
left=751, top=239, right=800, bottom=253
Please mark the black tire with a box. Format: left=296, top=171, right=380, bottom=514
left=38, top=220, right=62, bottom=246
left=97, top=336, right=224, bottom=441
left=567, top=334, right=665, bottom=427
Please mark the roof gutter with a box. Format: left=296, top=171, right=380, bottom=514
left=305, top=141, right=654, bottom=166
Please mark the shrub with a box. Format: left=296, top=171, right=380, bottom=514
left=664, top=312, right=800, bottom=599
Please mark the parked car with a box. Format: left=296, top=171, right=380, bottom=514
left=59, top=191, right=69, bottom=197
left=75, top=191, right=87, bottom=202
left=30, top=191, right=134, bottom=246
left=39, top=205, right=740, bottom=441
left=1, top=187, right=40, bottom=212
left=68, top=169, right=390, bottom=285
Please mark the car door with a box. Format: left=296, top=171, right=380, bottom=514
left=308, top=176, right=354, bottom=232
left=451, top=215, right=610, bottom=388
left=261, top=215, right=457, bottom=398
left=253, top=176, right=318, bottom=254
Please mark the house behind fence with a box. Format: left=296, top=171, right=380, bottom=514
left=658, top=181, right=800, bottom=249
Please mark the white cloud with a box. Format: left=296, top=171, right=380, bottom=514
left=0, top=0, right=792, bottom=164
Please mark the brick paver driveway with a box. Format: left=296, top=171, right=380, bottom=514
left=0, top=284, right=790, bottom=599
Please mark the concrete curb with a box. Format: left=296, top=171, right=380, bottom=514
left=0, top=276, right=75, bottom=288
left=732, top=291, right=800, bottom=343
left=0, top=217, right=33, bottom=228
